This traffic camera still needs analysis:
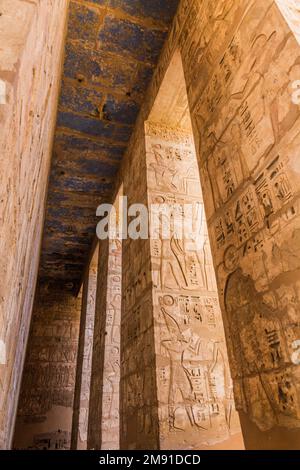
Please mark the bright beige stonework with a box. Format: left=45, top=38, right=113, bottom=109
left=6, top=0, right=300, bottom=451
left=0, top=0, right=68, bottom=449
left=117, top=0, right=300, bottom=450
left=72, top=249, right=98, bottom=450
left=275, top=0, right=300, bottom=44
left=119, top=50, right=243, bottom=449
left=88, top=234, right=122, bottom=450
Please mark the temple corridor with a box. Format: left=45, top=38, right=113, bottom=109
left=1, top=0, right=300, bottom=451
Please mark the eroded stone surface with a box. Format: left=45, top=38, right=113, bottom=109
left=0, top=0, right=68, bottom=449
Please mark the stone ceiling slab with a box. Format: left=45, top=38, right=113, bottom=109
left=39, top=0, right=179, bottom=289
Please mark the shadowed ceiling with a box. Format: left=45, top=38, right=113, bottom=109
left=39, top=0, right=179, bottom=291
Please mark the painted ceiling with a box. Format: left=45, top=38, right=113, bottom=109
left=39, top=0, right=179, bottom=291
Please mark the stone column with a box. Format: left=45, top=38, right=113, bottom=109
left=120, top=122, right=242, bottom=449
left=88, top=238, right=121, bottom=450
left=120, top=135, right=159, bottom=449
left=71, top=248, right=98, bottom=449
left=148, top=123, right=241, bottom=449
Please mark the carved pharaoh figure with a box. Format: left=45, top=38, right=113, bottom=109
left=160, top=295, right=230, bottom=433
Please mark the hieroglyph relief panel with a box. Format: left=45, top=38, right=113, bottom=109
left=120, top=138, right=159, bottom=449
left=76, top=266, right=97, bottom=449
left=0, top=0, right=68, bottom=448
left=101, top=239, right=122, bottom=450
left=179, top=0, right=255, bottom=105
left=88, top=238, right=122, bottom=450
left=14, top=291, right=81, bottom=449
left=185, top=0, right=300, bottom=432
left=145, top=122, right=241, bottom=449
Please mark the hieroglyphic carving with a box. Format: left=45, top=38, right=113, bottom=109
left=88, top=236, right=122, bottom=450
left=187, top=0, right=300, bottom=442
left=121, top=285, right=158, bottom=449
left=120, top=139, right=160, bottom=449
left=225, top=269, right=300, bottom=431
left=157, top=293, right=233, bottom=435
left=0, top=0, right=69, bottom=449
left=145, top=123, right=241, bottom=449
left=194, top=2, right=300, bottom=181
left=120, top=0, right=300, bottom=450
left=13, top=290, right=81, bottom=449
left=101, top=239, right=122, bottom=450
left=145, top=122, right=192, bottom=146
left=72, top=257, right=98, bottom=450
left=18, top=336, right=80, bottom=418
left=32, top=430, right=71, bottom=450
left=180, top=0, right=250, bottom=102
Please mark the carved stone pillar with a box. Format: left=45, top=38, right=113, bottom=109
left=148, top=123, right=241, bottom=449
left=120, top=136, right=159, bottom=449
left=71, top=248, right=98, bottom=449
left=88, top=239, right=121, bottom=450
left=120, top=123, right=242, bottom=449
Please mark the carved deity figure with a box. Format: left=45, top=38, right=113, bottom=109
left=160, top=296, right=229, bottom=432
left=158, top=232, right=207, bottom=291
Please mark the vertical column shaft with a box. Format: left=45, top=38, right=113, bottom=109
left=71, top=254, right=98, bottom=449
left=88, top=239, right=121, bottom=450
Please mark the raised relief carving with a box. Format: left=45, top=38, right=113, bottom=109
left=32, top=430, right=71, bottom=450
left=145, top=123, right=240, bottom=447
left=225, top=269, right=300, bottom=431
left=101, top=239, right=122, bottom=450
left=121, top=0, right=300, bottom=450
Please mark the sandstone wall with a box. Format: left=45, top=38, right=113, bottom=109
left=114, top=0, right=300, bottom=449
left=275, top=0, right=300, bottom=45
left=0, top=0, right=69, bottom=448
left=13, top=285, right=81, bottom=450
left=182, top=0, right=300, bottom=449
left=10, top=0, right=300, bottom=450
